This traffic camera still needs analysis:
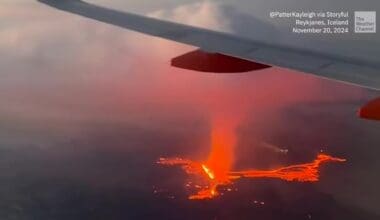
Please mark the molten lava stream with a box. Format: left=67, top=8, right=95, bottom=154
left=157, top=154, right=346, bottom=200
left=157, top=115, right=345, bottom=200
left=228, top=154, right=346, bottom=182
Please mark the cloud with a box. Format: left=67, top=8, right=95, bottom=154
left=148, top=1, right=232, bottom=32
left=0, top=0, right=368, bottom=128
left=147, top=0, right=279, bottom=42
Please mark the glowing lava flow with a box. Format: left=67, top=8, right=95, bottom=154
left=229, top=154, right=346, bottom=182
left=202, top=164, right=215, bottom=180
left=157, top=113, right=345, bottom=200
left=157, top=154, right=346, bottom=200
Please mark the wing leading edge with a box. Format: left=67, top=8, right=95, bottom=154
left=38, top=0, right=380, bottom=90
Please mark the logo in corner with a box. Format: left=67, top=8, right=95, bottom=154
left=355, top=11, right=376, bottom=33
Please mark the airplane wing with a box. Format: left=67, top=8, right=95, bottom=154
left=38, top=0, right=380, bottom=91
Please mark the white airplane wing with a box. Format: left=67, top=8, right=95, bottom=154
left=38, top=0, right=380, bottom=91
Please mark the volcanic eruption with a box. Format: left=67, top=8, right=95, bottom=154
left=157, top=115, right=346, bottom=200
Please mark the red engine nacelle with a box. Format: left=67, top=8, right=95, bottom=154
left=171, top=49, right=271, bottom=73
left=358, top=97, right=380, bottom=121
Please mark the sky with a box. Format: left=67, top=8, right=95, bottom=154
left=0, top=0, right=380, bottom=219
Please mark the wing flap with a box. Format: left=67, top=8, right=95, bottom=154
left=246, top=48, right=331, bottom=71
left=316, top=62, right=380, bottom=89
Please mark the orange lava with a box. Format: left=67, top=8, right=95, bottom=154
left=205, top=116, right=237, bottom=183
left=157, top=114, right=345, bottom=200
left=157, top=154, right=346, bottom=200
left=229, top=154, right=346, bottom=182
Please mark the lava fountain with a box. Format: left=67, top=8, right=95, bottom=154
left=157, top=115, right=346, bottom=200
left=157, top=109, right=345, bottom=200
